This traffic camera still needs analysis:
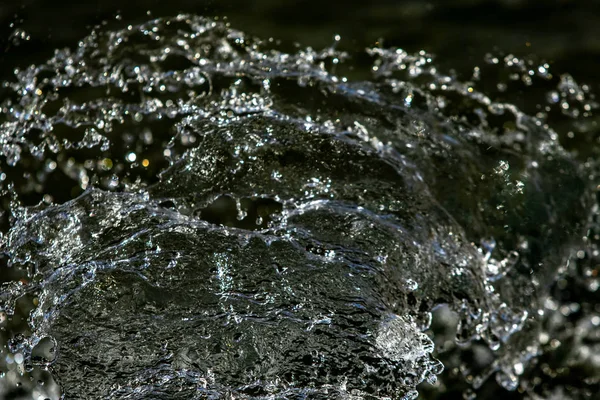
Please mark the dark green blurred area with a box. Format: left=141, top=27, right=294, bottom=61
left=1, top=0, right=600, bottom=85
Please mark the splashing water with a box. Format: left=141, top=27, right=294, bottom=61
left=0, top=15, right=598, bottom=399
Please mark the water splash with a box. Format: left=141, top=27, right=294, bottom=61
left=0, top=14, right=597, bottom=399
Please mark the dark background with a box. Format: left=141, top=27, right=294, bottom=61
left=0, top=0, right=599, bottom=85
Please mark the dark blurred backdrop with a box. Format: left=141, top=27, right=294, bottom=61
left=0, top=0, right=599, bottom=85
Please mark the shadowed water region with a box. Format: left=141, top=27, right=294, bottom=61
left=0, top=5, right=599, bottom=400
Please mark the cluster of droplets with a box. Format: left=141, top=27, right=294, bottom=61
left=0, top=14, right=597, bottom=400
left=363, top=44, right=599, bottom=399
